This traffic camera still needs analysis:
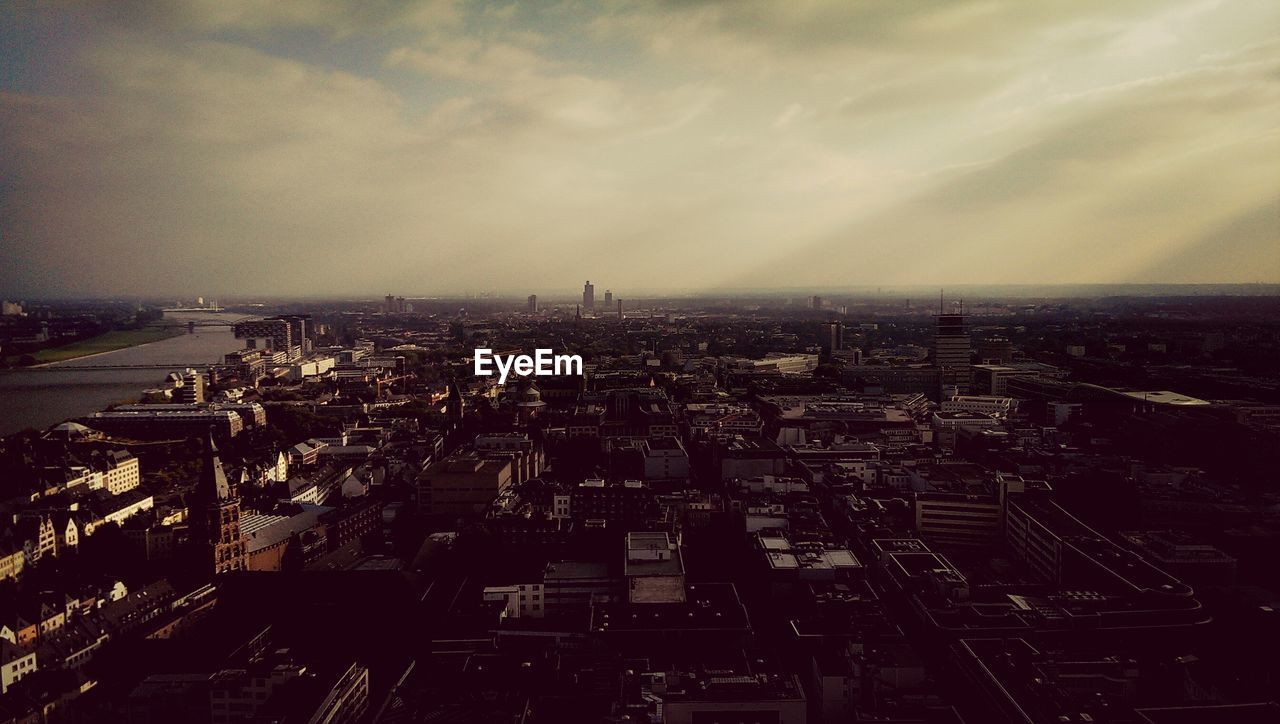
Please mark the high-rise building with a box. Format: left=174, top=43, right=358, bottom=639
left=275, top=314, right=313, bottom=355
left=176, top=368, right=205, bottom=404
left=811, top=295, right=823, bottom=310
left=935, top=309, right=972, bottom=395
left=384, top=295, right=395, bottom=313
left=527, top=294, right=538, bottom=313
left=824, top=321, right=843, bottom=352
left=583, top=281, right=595, bottom=312
left=190, top=434, right=247, bottom=575
left=233, top=318, right=291, bottom=351
left=604, top=289, right=613, bottom=307
left=236, top=316, right=309, bottom=360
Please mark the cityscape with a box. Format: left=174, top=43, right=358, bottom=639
left=0, top=288, right=1278, bottom=723
left=2, top=1, right=1279, bottom=723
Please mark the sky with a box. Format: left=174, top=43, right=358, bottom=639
left=1, top=0, right=1277, bottom=298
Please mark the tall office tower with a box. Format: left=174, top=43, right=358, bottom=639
left=935, top=306, right=972, bottom=395
left=583, top=281, right=595, bottom=312
left=527, top=294, right=538, bottom=313
left=384, top=295, right=395, bottom=313
left=604, top=289, right=613, bottom=307
left=824, top=321, right=843, bottom=352
left=190, top=434, right=247, bottom=575
left=811, top=295, right=823, bottom=310
left=275, top=314, right=313, bottom=356
left=396, top=296, right=407, bottom=313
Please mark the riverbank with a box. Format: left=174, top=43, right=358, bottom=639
left=0, top=320, right=242, bottom=436
left=13, top=328, right=188, bottom=366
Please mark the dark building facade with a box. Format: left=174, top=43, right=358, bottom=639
left=190, top=434, right=248, bottom=575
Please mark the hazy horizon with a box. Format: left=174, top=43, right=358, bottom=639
left=3, top=1, right=1278, bottom=297
left=11, top=282, right=1280, bottom=306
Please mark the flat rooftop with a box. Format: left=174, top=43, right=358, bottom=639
left=1121, top=390, right=1211, bottom=406
left=625, top=532, right=684, bottom=577
left=887, top=551, right=960, bottom=578
left=656, top=671, right=804, bottom=704
left=871, top=538, right=932, bottom=556
left=591, top=582, right=748, bottom=632
left=1011, top=498, right=1192, bottom=596
left=544, top=561, right=611, bottom=581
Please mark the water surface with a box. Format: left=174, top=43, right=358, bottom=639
left=0, top=313, right=245, bottom=436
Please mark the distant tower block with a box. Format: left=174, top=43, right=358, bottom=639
left=824, top=321, right=843, bottom=352
left=934, top=304, right=972, bottom=395
left=604, top=289, right=613, bottom=307
left=527, top=294, right=538, bottom=313
left=583, top=281, right=595, bottom=312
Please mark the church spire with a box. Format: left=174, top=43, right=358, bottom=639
left=201, top=430, right=232, bottom=501
left=193, top=429, right=247, bottom=575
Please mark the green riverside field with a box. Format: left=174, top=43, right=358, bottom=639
left=29, top=328, right=187, bottom=364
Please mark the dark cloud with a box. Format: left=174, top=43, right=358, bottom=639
left=0, top=0, right=1276, bottom=296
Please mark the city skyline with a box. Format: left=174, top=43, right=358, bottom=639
left=2, top=0, right=1278, bottom=297
left=2, top=4, right=1279, bottom=720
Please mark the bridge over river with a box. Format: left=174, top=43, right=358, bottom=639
left=144, top=316, right=260, bottom=333
left=0, top=311, right=248, bottom=435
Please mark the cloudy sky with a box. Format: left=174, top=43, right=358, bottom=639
left=1, top=0, right=1277, bottom=297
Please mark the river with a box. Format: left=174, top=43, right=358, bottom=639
left=0, top=313, right=246, bottom=436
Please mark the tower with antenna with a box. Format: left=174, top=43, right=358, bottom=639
left=934, top=290, right=971, bottom=397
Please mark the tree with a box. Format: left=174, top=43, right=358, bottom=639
left=813, top=363, right=841, bottom=380
left=266, top=406, right=340, bottom=442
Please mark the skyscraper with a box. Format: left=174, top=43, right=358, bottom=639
left=824, top=321, right=843, bottom=353
left=604, top=289, right=613, bottom=307
left=527, top=294, right=538, bottom=313
left=583, top=281, right=595, bottom=312
left=275, top=314, right=313, bottom=355
left=935, top=303, right=971, bottom=395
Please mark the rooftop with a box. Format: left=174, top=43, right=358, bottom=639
left=1010, top=497, right=1192, bottom=597
left=1120, top=390, right=1211, bottom=406
left=591, top=582, right=748, bottom=633
left=544, top=561, right=611, bottom=581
